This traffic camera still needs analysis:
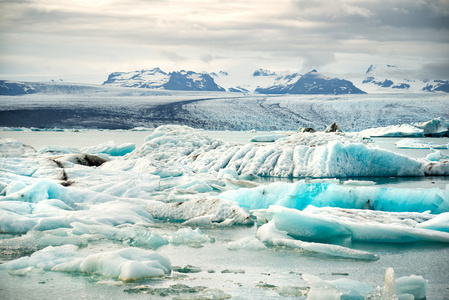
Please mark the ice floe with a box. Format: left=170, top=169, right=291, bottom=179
left=146, top=198, right=254, bottom=226
left=250, top=134, right=287, bottom=142
left=360, top=117, right=449, bottom=137
left=0, top=124, right=448, bottom=297
left=253, top=205, right=449, bottom=243
left=256, top=221, right=380, bottom=260
left=0, top=245, right=171, bottom=281
left=220, top=180, right=449, bottom=213
left=82, top=141, right=136, bottom=157
left=395, top=138, right=448, bottom=149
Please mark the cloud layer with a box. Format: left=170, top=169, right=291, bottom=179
left=1, top=0, right=448, bottom=83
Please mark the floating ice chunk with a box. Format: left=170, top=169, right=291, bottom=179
left=227, top=236, right=267, bottom=251
left=0, top=244, right=80, bottom=271
left=256, top=221, right=379, bottom=260
left=1, top=245, right=172, bottom=281
left=279, top=131, right=363, bottom=146
left=426, top=149, right=449, bottom=162
left=303, top=274, right=373, bottom=299
left=360, top=118, right=449, bottom=138
left=115, top=226, right=169, bottom=249
left=83, top=141, right=135, bottom=156
left=250, top=134, right=286, bottom=142
left=329, top=278, right=373, bottom=299
left=303, top=274, right=341, bottom=300
left=29, top=229, right=92, bottom=247
left=146, top=198, right=253, bottom=226
left=342, top=179, right=376, bottom=186
left=38, top=146, right=80, bottom=155
left=396, top=275, right=428, bottom=300
left=416, top=212, right=449, bottom=233
left=136, top=125, right=223, bottom=163
left=383, top=267, right=397, bottom=299
left=221, top=180, right=449, bottom=213
left=122, top=125, right=449, bottom=177
left=254, top=206, right=351, bottom=241
left=395, top=138, right=448, bottom=149
left=0, top=138, right=36, bottom=157
left=414, top=117, right=449, bottom=137
left=360, top=124, right=424, bottom=137
left=169, top=227, right=212, bottom=245
left=52, top=247, right=171, bottom=281
left=253, top=205, right=449, bottom=244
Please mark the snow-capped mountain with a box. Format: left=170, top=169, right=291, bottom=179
left=103, top=68, right=225, bottom=92
left=359, top=64, right=449, bottom=93
left=253, top=68, right=277, bottom=77
left=103, top=68, right=365, bottom=94
left=255, top=70, right=366, bottom=94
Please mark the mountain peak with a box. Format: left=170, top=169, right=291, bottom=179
left=103, top=68, right=225, bottom=92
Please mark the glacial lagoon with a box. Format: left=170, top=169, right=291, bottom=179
left=1, top=127, right=448, bottom=299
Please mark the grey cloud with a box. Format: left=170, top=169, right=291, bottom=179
left=301, top=52, right=337, bottom=72
left=0, top=0, right=448, bottom=82
left=158, top=50, right=187, bottom=62
left=419, top=62, right=449, bottom=80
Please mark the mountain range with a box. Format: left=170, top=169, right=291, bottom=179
left=359, top=64, right=449, bottom=93
left=1, top=65, right=448, bottom=96
left=103, top=68, right=366, bottom=94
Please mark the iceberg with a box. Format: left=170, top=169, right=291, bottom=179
left=0, top=126, right=448, bottom=297
left=360, top=124, right=424, bottom=137
left=395, top=138, right=448, bottom=149
left=82, top=141, right=136, bottom=156
left=250, top=134, right=287, bottom=142
left=146, top=198, right=254, bottom=226
left=303, top=274, right=373, bottom=299
left=227, top=236, right=267, bottom=251
left=415, top=117, right=449, bottom=137
left=38, top=146, right=81, bottom=155
left=426, top=149, right=449, bottom=162
left=360, top=117, right=449, bottom=137
left=253, top=205, right=449, bottom=244
left=220, top=180, right=449, bottom=213
left=0, top=245, right=171, bottom=281
left=256, top=221, right=379, bottom=260
left=136, top=127, right=432, bottom=177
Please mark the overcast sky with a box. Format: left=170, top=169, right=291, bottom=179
left=1, top=0, right=448, bottom=83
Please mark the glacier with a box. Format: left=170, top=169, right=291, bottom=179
left=1, top=125, right=449, bottom=298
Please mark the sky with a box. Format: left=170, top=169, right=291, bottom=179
left=1, top=0, right=448, bottom=84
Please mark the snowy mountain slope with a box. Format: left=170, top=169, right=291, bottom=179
left=357, top=64, right=449, bottom=93
left=1, top=91, right=447, bottom=131
left=103, top=68, right=169, bottom=89
left=103, top=68, right=225, bottom=92
left=0, top=80, right=37, bottom=95
left=255, top=70, right=366, bottom=95
left=102, top=68, right=365, bottom=94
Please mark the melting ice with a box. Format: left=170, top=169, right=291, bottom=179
left=1, top=124, right=449, bottom=298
